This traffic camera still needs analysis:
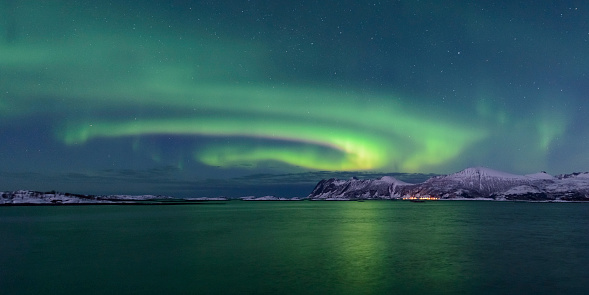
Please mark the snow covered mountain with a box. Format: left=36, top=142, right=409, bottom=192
left=308, top=167, right=589, bottom=201
left=4, top=167, right=589, bottom=204
left=0, top=190, right=175, bottom=205
left=309, top=176, right=407, bottom=200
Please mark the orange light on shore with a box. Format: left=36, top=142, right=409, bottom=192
left=403, top=195, right=439, bottom=200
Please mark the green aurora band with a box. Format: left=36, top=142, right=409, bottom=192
left=0, top=2, right=572, bottom=175
left=59, top=83, right=486, bottom=172
left=0, top=32, right=489, bottom=172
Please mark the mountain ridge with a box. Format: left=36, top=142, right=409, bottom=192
left=3, top=167, right=589, bottom=204
left=0, top=190, right=226, bottom=205
left=308, top=167, right=589, bottom=201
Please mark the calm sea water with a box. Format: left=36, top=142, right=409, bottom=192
left=1, top=201, right=588, bottom=295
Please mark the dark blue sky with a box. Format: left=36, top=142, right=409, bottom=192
left=1, top=1, right=588, bottom=197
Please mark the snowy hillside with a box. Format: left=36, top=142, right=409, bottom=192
left=0, top=190, right=175, bottom=205
left=308, top=167, right=589, bottom=201
left=309, top=176, right=409, bottom=200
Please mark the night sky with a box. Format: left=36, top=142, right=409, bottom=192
left=1, top=1, right=588, bottom=197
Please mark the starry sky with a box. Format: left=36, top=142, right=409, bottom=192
left=1, top=1, right=588, bottom=197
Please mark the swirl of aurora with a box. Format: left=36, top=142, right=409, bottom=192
left=58, top=83, right=486, bottom=172
left=0, top=10, right=489, bottom=173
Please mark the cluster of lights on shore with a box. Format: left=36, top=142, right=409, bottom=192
left=403, top=195, right=440, bottom=201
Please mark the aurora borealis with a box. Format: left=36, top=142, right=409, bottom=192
left=1, top=1, right=588, bottom=197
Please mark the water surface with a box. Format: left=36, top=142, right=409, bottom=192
left=1, top=201, right=588, bottom=294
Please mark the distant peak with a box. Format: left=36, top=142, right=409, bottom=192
left=525, top=171, right=555, bottom=180
left=447, top=167, right=525, bottom=179
left=378, top=176, right=407, bottom=185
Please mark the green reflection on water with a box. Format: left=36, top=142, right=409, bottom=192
left=316, top=201, right=474, bottom=294
left=2, top=202, right=588, bottom=295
